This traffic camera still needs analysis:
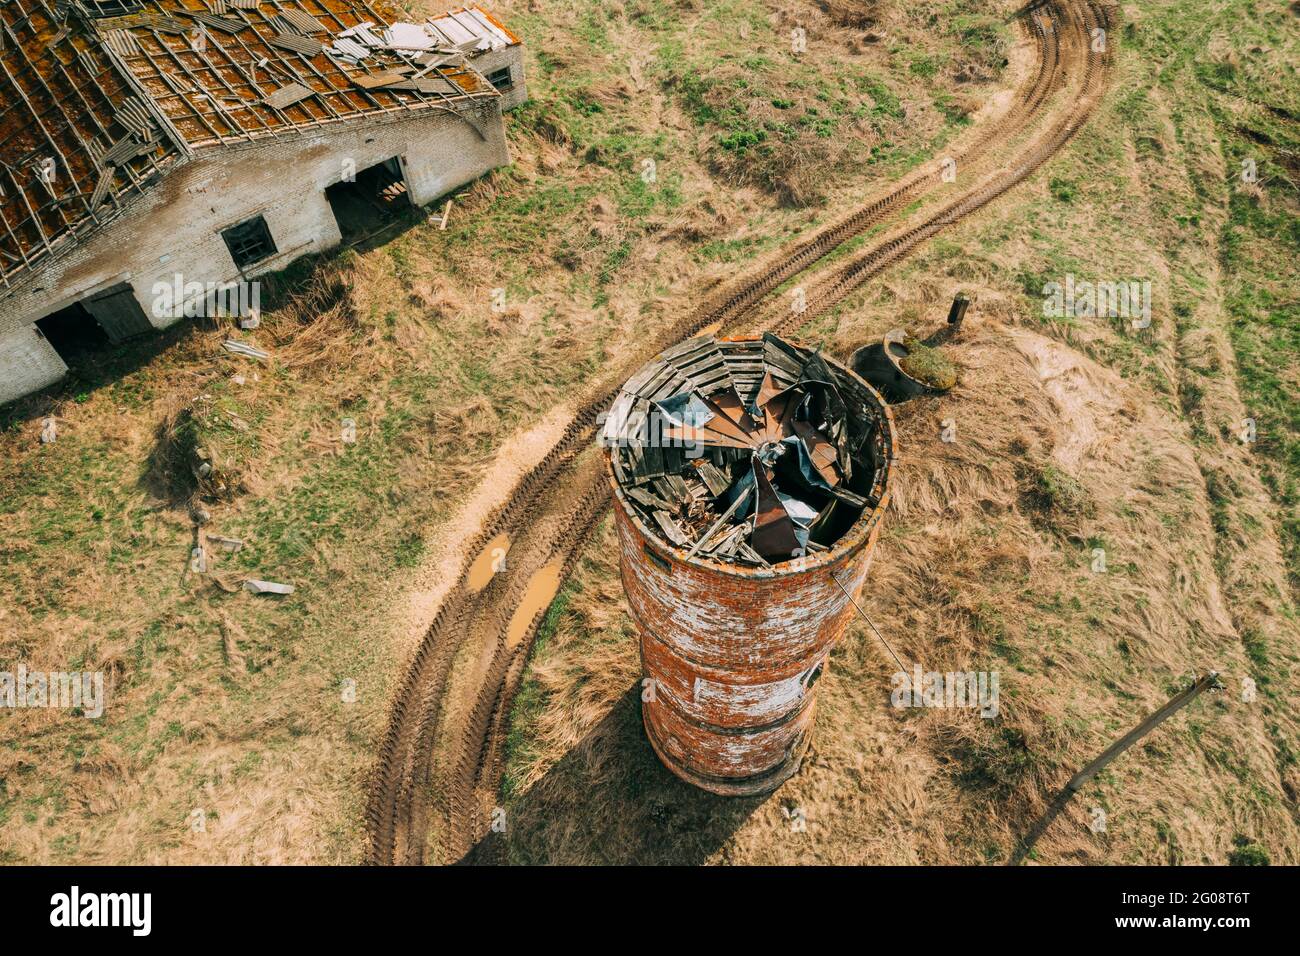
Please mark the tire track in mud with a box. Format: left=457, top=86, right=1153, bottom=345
left=366, top=1, right=1114, bottom=866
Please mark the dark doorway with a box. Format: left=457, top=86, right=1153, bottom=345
left=325, top=157, right=412, bottom=245
left=35, top=303, right=111, bottom=359
left=34, top=282, right=155, bottom=367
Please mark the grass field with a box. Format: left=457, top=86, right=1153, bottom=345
left=495, top=0, right=1300, bottom=864
left=2, top=0, right=1294, bottom=866
left=0, top=0, right=1022, bottom=863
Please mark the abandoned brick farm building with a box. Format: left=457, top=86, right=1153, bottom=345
left=0, top=1, right=525, bottom=406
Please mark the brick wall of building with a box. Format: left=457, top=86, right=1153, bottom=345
left=471, top=45, right=529, bottom=112
left=0, top=326, right=68, bottom=406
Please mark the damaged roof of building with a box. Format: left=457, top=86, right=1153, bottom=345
left=0, top=1, right=519, bottom=290
left=603, top=334, right=894, bottom=567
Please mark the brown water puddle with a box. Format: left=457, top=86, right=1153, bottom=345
left=504, top=561, right=564, bottom=651
left=467, top=533, right=511, bottom=594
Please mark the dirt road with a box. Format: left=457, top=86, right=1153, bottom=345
left=366, top=0, right=1116, bottom=865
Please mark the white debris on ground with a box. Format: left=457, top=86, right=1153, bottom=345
left=222, top=339, right=270, bottom=361
left=244, top=579, right=295, bottom=596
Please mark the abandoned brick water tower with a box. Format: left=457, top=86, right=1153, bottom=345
left=0, top=1, right=525, bottom=406
left=603, top=333, right=897, bottom=795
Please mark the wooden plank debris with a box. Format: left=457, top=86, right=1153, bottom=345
left=652, top=511, right=689, bottom=547
left=351, top=69, right=410, bottom=90
left=696, top=461, right=731, bottom=497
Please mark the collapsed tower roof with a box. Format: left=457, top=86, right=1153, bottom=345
left=603, top=333, right=894, bottom=567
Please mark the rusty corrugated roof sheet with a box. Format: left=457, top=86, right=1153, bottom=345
left=0, top=1, right=516, bottom=291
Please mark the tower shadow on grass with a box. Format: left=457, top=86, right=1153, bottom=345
left=459, top=683, right=770, bottom=865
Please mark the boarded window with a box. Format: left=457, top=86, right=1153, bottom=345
left=222, top=215, right=277, bottom=269
left=486, top=67, right=513, bottom=91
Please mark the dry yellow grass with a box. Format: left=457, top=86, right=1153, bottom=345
left=0, top=0, right=1011, bottom=864
left=493, top=0, right=1300, bottom=865
left=496, top=315, right=1296, bottom=864
left=3, top=0, right=1292, bottom=866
